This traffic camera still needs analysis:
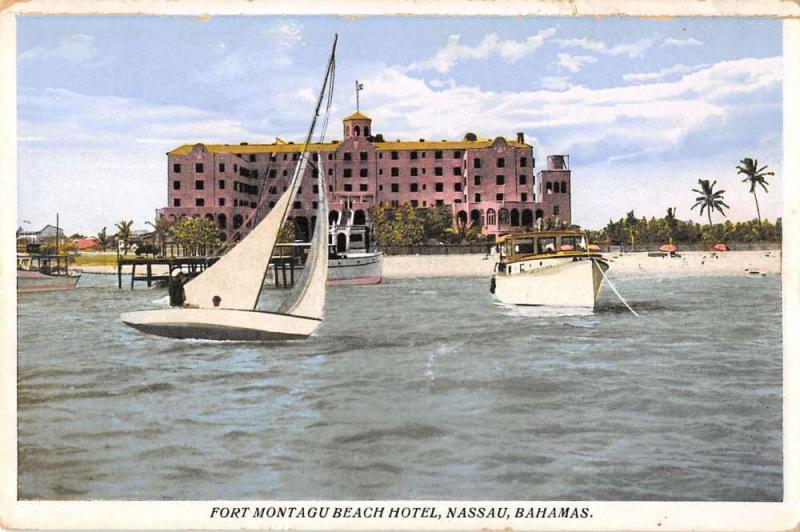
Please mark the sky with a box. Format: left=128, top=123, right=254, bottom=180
left=16, top=16, right=782, bottom=234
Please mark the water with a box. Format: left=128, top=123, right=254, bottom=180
left=17, top=273, right=782, bottom=501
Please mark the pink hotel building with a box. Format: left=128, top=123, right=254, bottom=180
left=157, top=111, right=572, bottom=242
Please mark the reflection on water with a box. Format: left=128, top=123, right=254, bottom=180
left=17, top=273, right=782, bottom=501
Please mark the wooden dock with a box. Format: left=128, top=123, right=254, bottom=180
left=117, top=255, right=299, bottom=289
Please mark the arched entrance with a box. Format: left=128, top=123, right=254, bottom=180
left=353, top=209, right=366, bottom=225
left=470, top=209, right=481, bottom=226
left=510, top=208, right=520, bottom=226
left=294, top=216, right=310, bottom=242
left=217, top=213, right=227, bottom=229
left=329, top=210, right=340, bottom=226
left=233, top=214, right=244, bottom=229
left=521, top=209, right=533, bottom=227
left=486, top=209, right=497, bottom=226
left=457, top=210, right=468, bottom=226
left=535, top=209, right=544, bottom=225
left=336, top=233, right=347, bottom=253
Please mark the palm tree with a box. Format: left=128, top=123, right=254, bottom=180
left=444, top=217, right=482, bottom=243
left=691, top=179, right=729, bottom=227
left=665, top=207, right=677, bottom=241
left=96, top=226, right=113, bottom=251
left=115, top=220, right=134, bottom=254
left=736, top=157, right=773, bottom=227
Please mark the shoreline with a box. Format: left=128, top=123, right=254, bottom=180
left=72, top=250, right=781, bottom=279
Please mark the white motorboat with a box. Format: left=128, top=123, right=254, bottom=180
left=491, top=230, right=609, bottom=308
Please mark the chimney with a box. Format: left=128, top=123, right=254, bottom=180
left=516, top=132, right=525, bottom=144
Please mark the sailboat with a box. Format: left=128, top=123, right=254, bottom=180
left=121, top=36, right=337, bottom=341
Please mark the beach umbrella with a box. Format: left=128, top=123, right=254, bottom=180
left=713, top=243, right=730, bottom=252
left=659, top=244, right=678, bottom=253
left=587, top=244, right=601, bottom=252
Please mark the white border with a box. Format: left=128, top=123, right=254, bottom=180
left=1, top=2, right=798, bottom=530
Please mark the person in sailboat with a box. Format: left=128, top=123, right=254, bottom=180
left=168, top=269, right=187, bottom=307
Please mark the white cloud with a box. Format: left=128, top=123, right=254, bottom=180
left=295, top=87, right=316, bottom=103
left=556, top=53, right=598, bottom=73
left=556, top=34, right=703, bottom=59
left=19, top=33, right=97, bottom=63
left=262, top=21, right=304, bottom=48
left=662, top=37, right=704, bottom=47
left=408, top=28, right=557, bottom=73
left=623, top=63, right=709, bottom=83
left=538, top=76, right=572, bottom=91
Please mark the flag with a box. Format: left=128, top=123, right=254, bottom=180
left=356, top=82, right=364, bottom=90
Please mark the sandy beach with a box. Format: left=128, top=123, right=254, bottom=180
left=73, top=250, right=781, bottom=280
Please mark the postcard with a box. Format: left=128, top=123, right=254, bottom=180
left=1, top=1, right=798, bottom=530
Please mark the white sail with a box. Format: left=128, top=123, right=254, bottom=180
left=276, top=154, right=329, bottom=319
left=183, top=155, right=308, bottom=310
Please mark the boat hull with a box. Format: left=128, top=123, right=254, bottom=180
left=493, top=257, right=608, bottom=308
left=327, top=252, right=383, bottom=285
left=17, top=271, right=80, bottom=293
left=120, top=308, right=321, bottom=341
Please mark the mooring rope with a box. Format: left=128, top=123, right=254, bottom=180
left=593, top=259, right=639, bottom=317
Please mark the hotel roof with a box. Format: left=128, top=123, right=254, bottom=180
left=167, top=136, right=531, bottom=156
left=343, top=111, right=372, bottom=120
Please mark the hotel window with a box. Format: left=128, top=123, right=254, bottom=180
left=561, top=181, right=568, bottom=193
left=391, top=167, right=399, bottom=176
left=173, top=163, right=181, bottom=173
left=454, top=183, right=462, bottom=192
left=554, top=205, right=560, bottom=215
left=496, top=193, right=504, bottom=201
left=283, top=170, right=288, bottom=177
left=173, top=198, right=181, bottom=207
left=218, top=163, right=225, bottom=172
left=218, top=198, right=225, bottom=206
left=283, top=154, right=288, bottom=160
left=435, top=150, right=443, bottom=159
left=195, top=198, right=205, bottom=206
left=454, top=151, right=462, bottom=158
left=410, top=183, right=419, bottom=192
left=195, top=163, right=204, bottom=173
left=313, top=185, right=319, bottom=194
left=379, top=168, right=383, bottom=175
left=312, top=169, right=319, bottom=178
left=360, top=168, right=368, bottom=178
left=520, top=157, right=528, bottom=167
left=391, top=151, right=399, bottom=160
left=474, top=175, right=482, bottom=186
left=195, top=180, right=204, bottom=190
left=269, top=186, right=277, bottom=194
left=410, top=200, right=419, bottom=207
left=379, top=153, right=383, bottom=159
left=297, top=187, right=302, bottom=194
left=344, top=184, right=353, bottom=191
left=411, top=168, right=419, bottom=177
left=474, top=158, right=481, bottom=168
left=312, top=153, right=318, bottom=162
left=234, top=164, right=238, bottom=171
left=360, top=151, right=368, bottom=161
left=293, top=201, right=302, bottom=209
left=328, top=154, right=334, bottom=160
left=487, top=209, right=496, bottom=225
left=328, top=168, right=334, bottom=176
left=474, top=193, right=481, bottom=203
left=410, top=151, right=418, bottom=160
left=435, top=182, right=444, bottom=192
left=218, top=179, right=225, bottom=189
left=497, top=158, right=505, bottom=168
left=546, top=182, right=553, bottom=193
left=496, top=175, right=505, bottom=185
left=343, top=169, right=352, bottom=178
left=312, top=201, right=318, bottom=209
left=292, top=153, right=298, bottom=161
left=250, top=155, right=256, bottom=162
left=329, top=184, right=334, bottom=192
left=453, top=167, right=462, bottom=176
left=173, top=180, right=181, bottom=190
left=519, top=175, right=527, bottom=185
left=270, top=154, right=277, bottom=161
left=343, top=152, right=352, bottom=161
left=521, top=193, right=528, bottom=201
left=436, top=199, right=444, bottom=206
left=360, top=184, right=368, bottom=192
left=434, top=167, right=443, bottom=176
left=391, top=183, right=399, bottom=193
left=269, top=201, right=275, bottom=208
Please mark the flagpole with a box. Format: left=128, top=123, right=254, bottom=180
left=355, top=80, right=360, bottom=112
